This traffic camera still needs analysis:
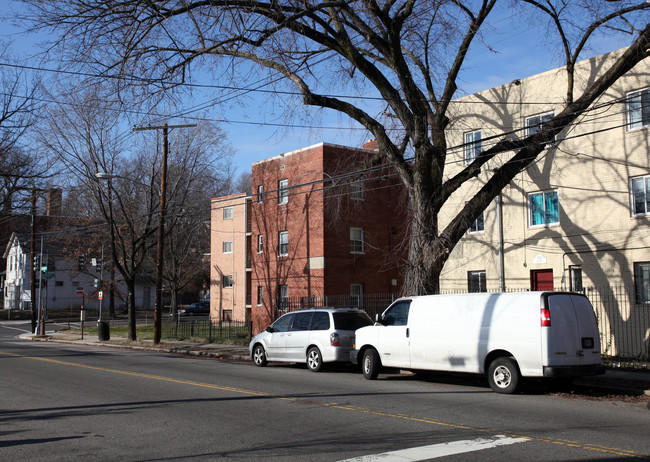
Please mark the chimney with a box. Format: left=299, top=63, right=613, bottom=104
left=363, top=139, right=379, bottom=151
left=46, top=189, right=62, bottom=216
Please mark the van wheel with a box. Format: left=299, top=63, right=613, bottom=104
left=307, top=347, right=323, bottom=372
left=252, top=344, right=268, bottom=367
left=487, top=357, right=520, bottom=394
left=362, top=349, right=381, bottom=380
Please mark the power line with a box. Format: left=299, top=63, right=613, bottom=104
left=0, top=60, right=594, bottom=106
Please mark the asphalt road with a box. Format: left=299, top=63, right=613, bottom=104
left=1, top=321, right=649, bottom=461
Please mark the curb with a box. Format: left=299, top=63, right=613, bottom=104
left=24, top=334, right=251, bottom=362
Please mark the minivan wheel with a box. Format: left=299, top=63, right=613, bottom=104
left=252, top=344, right=268, bottom=367
left=307, top=347, right=323, bottom=372
left=487, top=357, right=520, bottom=394
left=362, top=349, right=381, bottom=380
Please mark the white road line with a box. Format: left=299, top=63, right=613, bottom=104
left=0, top=324, right=33, bottom=333
left=338, top=435, right=529, bottom=462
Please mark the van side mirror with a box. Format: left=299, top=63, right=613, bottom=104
left=265, top=326, right=274, bottom=333
left=375, top=313, right=384, bottom=325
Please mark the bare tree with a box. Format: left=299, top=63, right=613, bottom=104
left=40, top=84, right=234, bottom=338
left=22, top=1, right=650, bottom=294
left=232, top=171, right=252, bottom=196
left=0, top=48, right=48, bottom=212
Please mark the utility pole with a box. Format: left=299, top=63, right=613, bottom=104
left=134, top=123, right=196, bottom=344
left=36, top=236, right=45, bottom=335
left=30, top=193, right=37, bottom=333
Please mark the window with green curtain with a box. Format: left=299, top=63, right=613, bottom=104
left=529, top=190, right=558, bottom=226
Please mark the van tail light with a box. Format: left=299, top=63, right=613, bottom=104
left=330, top=333, right=340, bottom=346
left=541, top=308, right=551, bottom=327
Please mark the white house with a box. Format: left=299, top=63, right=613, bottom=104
left=3, top=231, right=155, bottom=312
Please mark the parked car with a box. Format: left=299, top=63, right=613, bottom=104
left=178, top=302, right=210, bottom=316
left=249, top=308, right=373, bottom=372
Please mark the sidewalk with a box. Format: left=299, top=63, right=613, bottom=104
left=20, top=331, right=650, bottom=397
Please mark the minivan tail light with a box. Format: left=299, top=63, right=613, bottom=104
left=541, top=308, right=551, bottom=327
left=330, top=333, right=340, bottom=346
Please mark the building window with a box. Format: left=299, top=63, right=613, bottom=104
left=464, top=130, right=482, bottom=163
left=257, top=184, right=264, bottom=203
left=630, top=175, right=650, bottom=217
left=525, top=111, right=554, bottom=137
left=223, top=275, right=233, bottom=288
left=278, top=284, right=289, bottom=311
left=468, top=270, right=486, bottom=293
left=634, top=262, right=650, bottom=304
left=257, top=286, right=263, bottom=305
left=222, top=241, right=233, bottom=254
left=257, top=234, right=263, bottom=253
left=223, top=206, right=233, bottom=220
left=278, top=231, right=288, bottom=257
left=528, top=190, right=559, bottom=227
left=223, top=310, right=233, bottom=322
left=468, top=212, right=484, bottom=234
left=350, top=178, right=364, bottom=200
left=351, top=283, right=364, bottom=308
left=627, top=88, right=649, bottom=130
left=569, top=265, right=583, bottom=293
left=350, top=227, right=364, bottom=254
left=278, top=179, right=288, bottom=204
left=55, top=281, right=64, bottom=287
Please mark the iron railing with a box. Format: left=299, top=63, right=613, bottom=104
left=164, top=319, right=252, bottom=342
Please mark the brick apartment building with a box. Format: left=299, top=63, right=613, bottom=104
left=210, top=141, right=409, bottom=332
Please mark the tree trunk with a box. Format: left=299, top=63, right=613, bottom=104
left=170, top=287, right=179, bottom=316
left=126, top=279, right=136, bottom=341
left=109, top=265, right=115, bottom=318
left=402, top=202, right=448, bottom=296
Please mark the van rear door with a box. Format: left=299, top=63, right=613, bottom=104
left=543, top=293, right=601, bottom=368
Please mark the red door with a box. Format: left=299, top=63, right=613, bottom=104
left=531, top=269, right=554, bottom=291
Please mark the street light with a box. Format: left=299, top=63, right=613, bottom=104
left=95, top=172, right=158, bottom=192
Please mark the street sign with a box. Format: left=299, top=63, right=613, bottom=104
left=98, top=291, right=103, bottom=300
left=43, top=273, right=55, bottom=280
left=76, top=289, right=84, bottom=295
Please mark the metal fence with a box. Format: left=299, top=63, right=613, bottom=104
left=275, top=286, right=650, bottom=363
left=163, top=319, right=252, bottom=343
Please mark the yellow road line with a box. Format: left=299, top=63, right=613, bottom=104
left=2, top=350, right=644, bottom=458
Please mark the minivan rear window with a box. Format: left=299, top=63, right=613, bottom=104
left=333, top=312, right=373, bottom=330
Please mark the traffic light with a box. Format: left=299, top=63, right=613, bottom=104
left=94, top=279, right=101, bottom=289
left=78, top=254, right=86, bottom=271
left=33, top=255, right=40, bottom=271
left=95, top=258, right=102, bottom=272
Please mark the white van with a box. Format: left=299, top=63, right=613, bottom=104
left=352, top=292, right=604, bottom=393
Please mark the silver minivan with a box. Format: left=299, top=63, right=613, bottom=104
left=249, top=308, right=373, bottom=372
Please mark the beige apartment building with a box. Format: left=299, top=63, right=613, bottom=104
left=209, top=193, right=252, bottom=323
left=440, top=48, right=649, bottom=358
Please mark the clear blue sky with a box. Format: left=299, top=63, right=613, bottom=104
left=0, top=1, right=633, bottom=176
